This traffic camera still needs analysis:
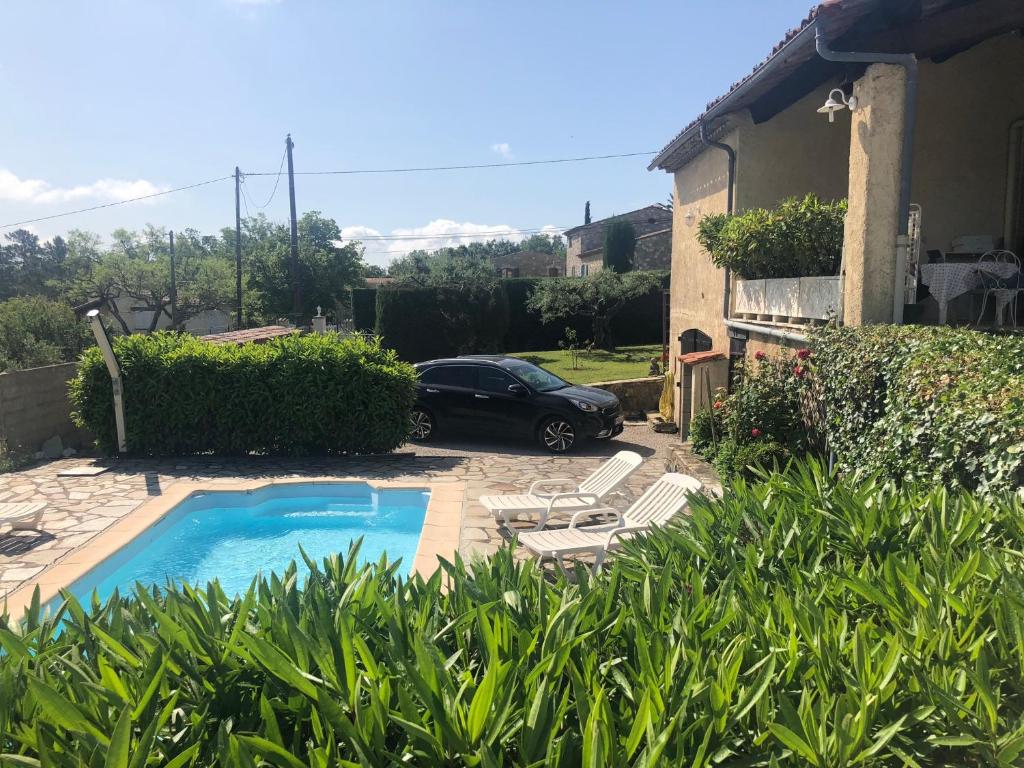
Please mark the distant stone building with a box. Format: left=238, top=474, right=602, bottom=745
left=492, top=250, right=566, bottom=278
left=564, top=204, right=672, bottom=276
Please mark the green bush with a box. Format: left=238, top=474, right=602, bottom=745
left=69, top=332, right=416, bottom=456
left=0, top=295, right=93, bottom=372
left=350, top=287, right=378, bottom=331
left=692, top=349, right=817, bottom=479
left=3, top=461, right=1023, bottom=765
left=375, top=285, right=509, bottom=361
left=697, top=194, right=847, bottom=279
left=810, top=324, right=1024, bottom=494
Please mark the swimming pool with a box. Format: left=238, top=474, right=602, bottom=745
left=60, top=482, right=430, bottom=604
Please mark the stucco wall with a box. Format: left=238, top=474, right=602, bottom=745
left=669, top=128, right=735, bottom=358
left=734, top=89, right=851, bottom=211
left=911, top=33, right=1024, bottom=254
left=0, top=363, right=91, bottom=454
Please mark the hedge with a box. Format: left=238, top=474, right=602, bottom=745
left=69, top=332, right=416, bottom=456
left=3, top=461, right=1023, bottom=764
left=351, top=287, right=378, bottom=332
left=365, top=274, right=667, bottom=359
left=810, top=324, right=1024, bottom=494
left=375, top=285, right=509, bottom=362
left=698, top=194, right=846, bottom=279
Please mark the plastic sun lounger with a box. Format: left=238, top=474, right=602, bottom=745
left=479, top=450, right=643, bottom=530
left=517, top=473, right=702, bottom=573
left=0, top=502, right=47, bottom=531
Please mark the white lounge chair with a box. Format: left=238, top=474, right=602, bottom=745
left=480, top=450, right=643, bottom=530
left=0, top=502, right=46, bottom=531
left=518, top=473, right=702, bottom=573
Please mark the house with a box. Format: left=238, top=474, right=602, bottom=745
left=564, top=205, right=672, bottom=276
left=650, top=0, right=1024, bottom=408
left=492, top=250, right=566, bottom=278
left=77, top=296, right=232, bottom=336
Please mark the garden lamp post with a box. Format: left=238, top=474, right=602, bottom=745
left=86, top=309, right=127, bottom=454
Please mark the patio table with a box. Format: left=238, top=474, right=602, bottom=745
left=919, top=262, right=1018, bottom=324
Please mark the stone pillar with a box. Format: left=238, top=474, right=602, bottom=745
left=842, top=63, right=907, bottom=325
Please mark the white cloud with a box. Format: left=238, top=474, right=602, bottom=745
left=341, top=219, right=563, bottom=267
left=0, top=169, right=168, bottom=205
left=490, top=142, right=512, bottom=158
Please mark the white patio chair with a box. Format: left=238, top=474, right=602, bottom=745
left=975, top=250, right=1021, bottom=328
left=0, top=502, right=47, bottom=531
left=480, top=450, right=643, bottom=530
left=517, top=472, right=702, bottom=573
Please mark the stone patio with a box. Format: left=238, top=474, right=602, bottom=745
left=0, top=425, right=720, bottom=600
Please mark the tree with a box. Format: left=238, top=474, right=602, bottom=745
left=0, top=229, right=71, bottom=300
left=388, top=246, right=497, bottom=290
left=603, top=218, right=636, bottom=273
left=527, top=270, right=659, bottom=350
left=361, top=263, right=387, bottom=278
left=240, top=211, right=365, bottom=323
left=517, top=233, right=566, bottom=256
left=584, top=201, right=591, bottom=225
left=0, top=295, right=93, bottom=372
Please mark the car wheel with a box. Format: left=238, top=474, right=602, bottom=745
left=539, top=417, right=576, bottom=453
left=409, top=408, right=435, bottom=442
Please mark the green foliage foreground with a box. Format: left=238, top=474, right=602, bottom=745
left=2, top=462, right=1023, bottom=766
left=70, top=332, right=417, bottom=456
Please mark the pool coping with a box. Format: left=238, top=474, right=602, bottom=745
left=3, top=476, right=465, bottom=616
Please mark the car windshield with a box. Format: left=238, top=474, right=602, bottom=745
left=503, top=360, right=567, bottom=392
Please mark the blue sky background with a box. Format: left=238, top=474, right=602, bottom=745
left=1, top=0, right=812, bottom=267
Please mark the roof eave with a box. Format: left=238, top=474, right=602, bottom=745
left=648, top=17, right=822, bottom=173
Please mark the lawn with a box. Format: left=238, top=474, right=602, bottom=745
left=508, top=343, right=662, bottom=383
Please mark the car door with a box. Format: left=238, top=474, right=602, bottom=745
left=470, top=366, right=538, bottom=437
left=418, top=365, right=477, bottom=429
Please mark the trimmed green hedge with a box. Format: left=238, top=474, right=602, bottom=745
left=69, top=332, right=416, bottom=456
left=351, top=287, right=378, bottom=332
left=3, top=462, right=1023, bottom=764
left=698, top=194, right=846, bottom=279
left=375, top=285, right=510, bottom=362
left=810, top=325, right=1024, bottom=493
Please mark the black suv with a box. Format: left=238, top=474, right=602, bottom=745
left=409, top=356, right=623, bottom=453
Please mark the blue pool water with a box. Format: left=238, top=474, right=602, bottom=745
left=63, top=483, right=430, bottom=604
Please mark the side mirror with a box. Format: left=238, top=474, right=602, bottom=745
left=507, top=383, right=527, bottom=396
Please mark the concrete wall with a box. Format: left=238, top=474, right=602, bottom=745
left=0, top=363, right=91, bottom=454
left=911, top=33, right=1024, bottom=254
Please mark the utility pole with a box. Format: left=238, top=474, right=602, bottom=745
left=168, top=230, right=178, bottom=329
left=285, top=134, right=301, bottom=319
left=234, top=166, right=243, bottom=328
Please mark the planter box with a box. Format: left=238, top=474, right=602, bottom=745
left=733, top=276, right=839, bottom=323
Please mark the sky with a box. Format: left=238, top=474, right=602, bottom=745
left=0, top=0, right=813, bottom=268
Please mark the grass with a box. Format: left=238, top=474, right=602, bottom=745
left=507, top=343, right=662, bottom=383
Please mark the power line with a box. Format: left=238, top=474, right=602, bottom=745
left=0, top=176, right=233, bottom=230
left=242, top=148, right=287, bottom=208
left=244, top=151, right=658, bottom=176
left=342, top=226, right=566, bottom=242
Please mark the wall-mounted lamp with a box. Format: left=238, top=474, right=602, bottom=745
left=817, top=87, right=858, bottom=123
left=684, top=207, right=701, bottom=226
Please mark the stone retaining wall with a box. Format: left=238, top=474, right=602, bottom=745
left=588, top=375, right=665, bottom=413
left=0, top=363, right=91, bottom=455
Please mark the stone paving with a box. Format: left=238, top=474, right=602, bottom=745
left=0, top=424, right=720, bottom=599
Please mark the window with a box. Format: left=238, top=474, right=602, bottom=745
left=419, top=365, right=474, bottom=388
left=571, top=265, right=577, bottom=277
left=581, top=264, right=589, bottom=277
left=476, top=367, right=518, bottom=394
left=503, top=360, right=566, bottom=392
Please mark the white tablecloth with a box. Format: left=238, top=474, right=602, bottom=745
left=919, top=262, right=1018, bottom=323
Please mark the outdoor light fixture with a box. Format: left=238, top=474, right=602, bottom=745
left=86, top=309, right=128, bottom=453
left=817, top=87, right=858, bottom=123
left=684, top=207, right=700, bottom=226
